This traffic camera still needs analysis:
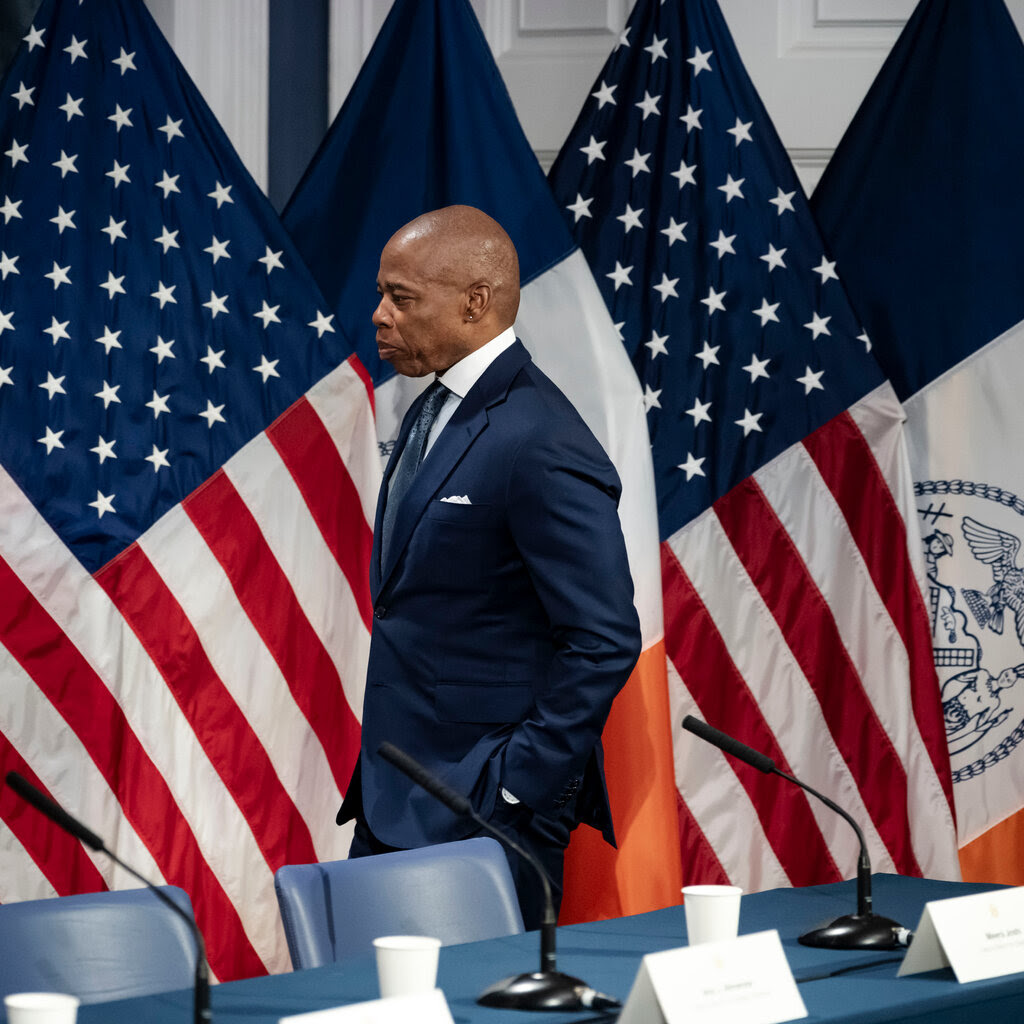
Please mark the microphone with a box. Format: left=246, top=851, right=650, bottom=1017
left=680, top=716, right=906, bottom=950
left=377, top=742, right=620, bottom=1012
left=5, top=771, right=212, bottom=1023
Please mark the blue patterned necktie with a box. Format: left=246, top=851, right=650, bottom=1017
left=381, top=379, right=449, bottom=564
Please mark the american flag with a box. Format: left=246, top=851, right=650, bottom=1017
left=548, top=0, right=960, bottom=888
left=0, top=0, right=378, bottom=979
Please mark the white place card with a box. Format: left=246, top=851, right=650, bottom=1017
left=898, top=885, right=1024, bottom=983
left=279, top=987, right=454, bottom=1024
left=618, top=930, right=807, bottom=1024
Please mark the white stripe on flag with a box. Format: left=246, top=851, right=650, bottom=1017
left=668, top=502, right=890, bottom=881
left=224, top=434, right=369, bottom=740
left=0, top=636, right=161, bottom=894
left=667, top=658, right=790, bottom=890
left=666, top=389, right=960, bottom=885
left=847, top=383, right=931, bottom=593
left=307, top=362, right=382, bottom=530
left=1, top=466, right=283, bottom=971
left=136, top=505, right=343, bottom=862
left=0, top=818, right=59, bottom=904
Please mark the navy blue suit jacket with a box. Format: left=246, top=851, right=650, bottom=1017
left=339, top=340, right=641, bottom=848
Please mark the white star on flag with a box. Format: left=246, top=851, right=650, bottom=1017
left=199, top=400, right=226, bottom=427
left=89, top=491, right=116, bottom=518
left=258, top=247, right=284, bottom=273
left=38, top=426, right=65, bottom=453
left=144, top=444, right=170, bottom=471
left=677, top=452, right=705, bottom=479
left=618, top=204, right=644, bottom=232
left=753, top=299, right=780, bottom=326
left=686, top=397, right=712, bottom=425
left=253, top=301, right=281, bottom=328
left=566, top=193, right=593, bottom=222
left=687, top=46, right=712, bottom=75
left=700, top=285, right=726, bottom=314
left=796, top=367, right=825, bottom=394
left=204, top=236, right=230, bottom=263
left=607, top=261, right=634, bottom=290
left=635, top=92, right=661, bottom=120
left=743, top=354, right=771, bottom=381
left=661, top=217, right=687, bottom=245
left=145, top=390, right=171, bottom=418
left=727, top=117, right=752, bottom=145
left=813, top=256, right=839, bottom=283
left=653, top=273, right=679, bottom=301
left=804, top=312, right=832, bottom=339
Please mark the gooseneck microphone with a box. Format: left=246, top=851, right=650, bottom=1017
left=377, top=742, right=620, bottom=1012
left=680, top=716, right=906, bottom=950
left=5, top=771, right=212, bottom=1023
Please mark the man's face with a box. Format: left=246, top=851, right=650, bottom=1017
left=373, top=237, right=468, bottom=377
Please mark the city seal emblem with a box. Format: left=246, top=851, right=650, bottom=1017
left=916, top=480, right=1024, bottom=784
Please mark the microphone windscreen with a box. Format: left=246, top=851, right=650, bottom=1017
left=5, top=771, right=107, bottom=851
left=681, top=716, right=776, bottom=774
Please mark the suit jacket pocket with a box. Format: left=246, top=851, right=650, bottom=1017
left=424, top=502, right=495, bottom=526
left=435, top=681, right=533, bottom=723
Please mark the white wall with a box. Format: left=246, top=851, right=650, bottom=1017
left=149, top=0, right=1024, bottom=198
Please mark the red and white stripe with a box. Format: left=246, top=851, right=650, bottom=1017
left=665, top=383, right=960, bottom=890
left=0, top=356, right=379, bottom=979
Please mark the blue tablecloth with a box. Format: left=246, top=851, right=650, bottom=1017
left=74, top=875, right=1024, bottom=1023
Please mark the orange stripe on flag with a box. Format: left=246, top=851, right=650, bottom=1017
left=560, top=642, right=683, bottom=923
left=959, top=808, right=1024, bottom=887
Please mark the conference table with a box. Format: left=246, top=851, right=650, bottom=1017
left=75, top=875, right=1022, bottom=1023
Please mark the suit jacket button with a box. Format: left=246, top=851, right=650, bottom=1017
left=374, top=605, right=388, bottom=619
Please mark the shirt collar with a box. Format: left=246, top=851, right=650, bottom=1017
left=437, top=325, right=517, bottom=399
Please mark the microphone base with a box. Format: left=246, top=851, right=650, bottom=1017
left=477, top=970, right=588, bottom=1011
left=799, top=912, right=904, bottom=950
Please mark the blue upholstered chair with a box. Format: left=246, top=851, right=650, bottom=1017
left=274, top=837, right=525, bottom=970
left=0, top=886, right=198, bottom=1004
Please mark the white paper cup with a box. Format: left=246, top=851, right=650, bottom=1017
left=4, top=993, right=80, bottom=1024
left=373, top=935, right=442, bottom=998
left=682, top=884, right=743, bottom=945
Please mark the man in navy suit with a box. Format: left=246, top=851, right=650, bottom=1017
left=338, top=205, right=641, bottom=927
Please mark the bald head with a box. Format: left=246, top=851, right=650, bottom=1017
left=373, top=205, right=521, bottom=377
left=392, top=205, right=520, bottom=327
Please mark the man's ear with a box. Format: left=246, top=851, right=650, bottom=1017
left=465, top=280, right=492, bottom=321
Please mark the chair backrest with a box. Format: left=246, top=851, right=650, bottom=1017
left=274, top=837, right=525, bottom=970
left=0, top=886, right=197, bottom=1004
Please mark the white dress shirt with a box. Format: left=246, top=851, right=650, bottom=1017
left=423, top=325, right=517, bottom=457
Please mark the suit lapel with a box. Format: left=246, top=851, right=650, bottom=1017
left=378, top=341, right=531, bottom=588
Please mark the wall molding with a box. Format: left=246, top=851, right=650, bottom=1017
left=779, top=0, right=913, bottom=56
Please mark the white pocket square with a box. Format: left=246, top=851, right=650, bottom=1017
left=440, top=494, right=472, bottom=504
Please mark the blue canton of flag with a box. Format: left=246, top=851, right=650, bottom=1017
left=548, top=0, right=883, bottom=540
left=0, top=0, right=348, bottom=572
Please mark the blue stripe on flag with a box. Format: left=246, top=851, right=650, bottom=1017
left=282, top=0, right=574, bottom=389
left=811, top=0, right=1024, bottom=400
